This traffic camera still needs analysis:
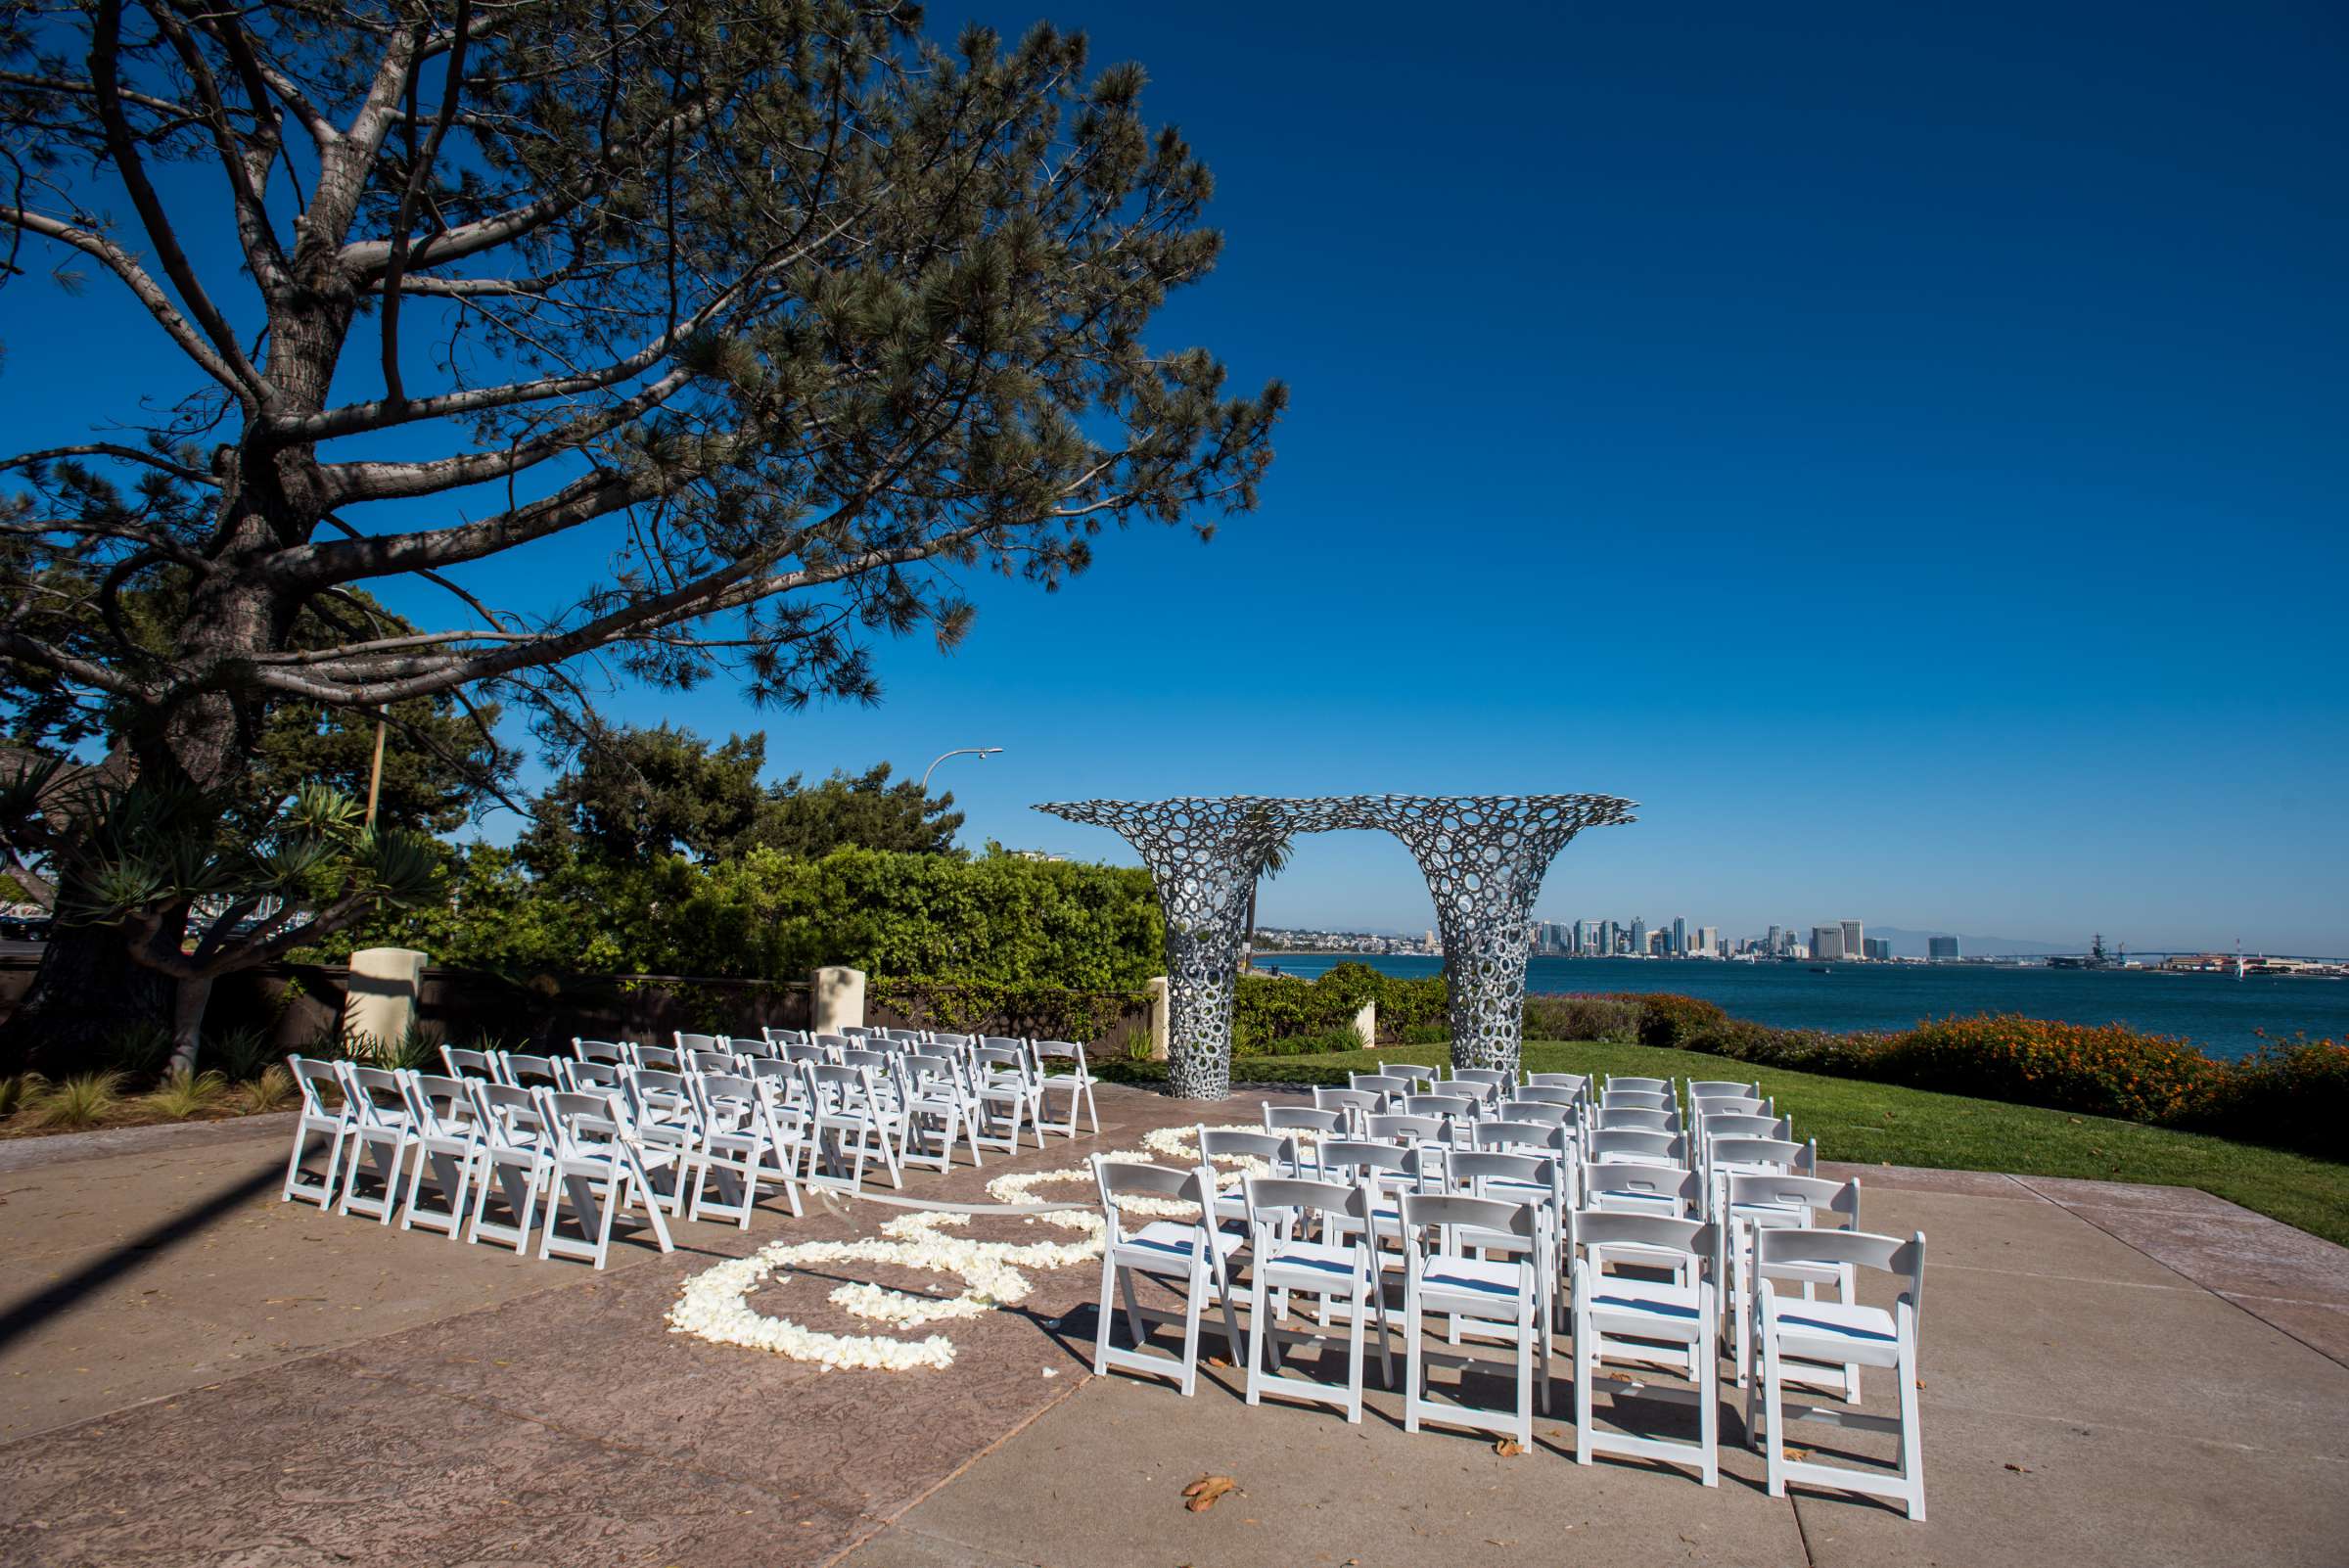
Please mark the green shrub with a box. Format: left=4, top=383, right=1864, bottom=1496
left=1866, top=1014, right=2223, bottom=1125
left=100, top=1021, right=174, bottom=1078
left=139, top=1069, right=231, bottom=1120
left=1398, top=1023, right=1448, bottom=1046
left=1635, top=992, right=1728, bottom=1047
left=868, top=977, right=1146, bottom=1042
left=244, top=1065, right=298, bottom=1113
left=23, top=1071, right=126, bottom=1130
left=209, top=1025, right=277, bottom=1083
left=1262, top=1024, right=1367, bottom=1057
left=2192, top=1036, right=2349, bottom=1153
left=1524, top=993, right=1640, bottom=1042
left=0, top=1072, right=41, bottom=1119
left=1232, top=962, right=1444, bottom=1043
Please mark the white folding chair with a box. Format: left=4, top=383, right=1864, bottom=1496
left=969, top=1045, right=1039, bottom=1154
left=1748, top=1228, right=1928, bottom=1519
left=1448, top=1067, right=1514, bottom=1108
left=464, top=1080, right=555, bottom=1253
left=439, top=1044, right=500, bottom=1081
left=1089, top=1156, right=1243, bottom=1397
left=497, top=1051, right=564, bottom=1089
left=1400, top=1190, right=1544, bottom=1448
left=572, top=1038, right=630, bottom=1068
left=1031, top=1040, right=1099, bottom=1138
left=1718, top=1171, right=1860, bottom=1389
left=1379, top=1062, right=1441, bottom=1089
left=896, top=1052, right=985, bottom=1173
left=1241, top=1175, right=1393, bottom=1423
left=688, top=1071, right=806, bottom=1226
left=280, top=1055, right=355, bottom=1208
left=806, top=1062, right=905, bottom=1191
left=1570, top=1209, right=1721, bottom=1485
left=335, top=1063, right=416, bottom=1223
left=396, top=1071, right=483, bottom=1239
left=535, top=1089, right=677, bottom=1269
left=1314, top=1086, right=1382, bottom=1135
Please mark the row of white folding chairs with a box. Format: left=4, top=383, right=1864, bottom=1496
left=1090, top=1130, right=1925, bottom=1517
left=274, top=1055, right=773, bottom=1269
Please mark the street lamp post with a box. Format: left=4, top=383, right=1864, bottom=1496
left=920, top=746, right=1003, bottom=794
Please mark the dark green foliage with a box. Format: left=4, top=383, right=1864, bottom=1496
left=1523, top=993, right=1641, bottom=1042
left=868, top=978, right=1145, bottom=1043
left=315, top=843, right=1164, bottom=991
left=524, top=723, right=772, bottom=864
left=1231, top=961, right=1444, bottom=1044
left=1632, top=992, right=1730, bottom=1047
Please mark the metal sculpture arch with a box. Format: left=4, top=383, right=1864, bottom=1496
left=1034, top=794, right=1637, bottom=1099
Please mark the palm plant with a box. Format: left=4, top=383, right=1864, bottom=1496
left=1240, top=825, right=1295, bottom=973
left=62, top=781, right=443, bottom=1076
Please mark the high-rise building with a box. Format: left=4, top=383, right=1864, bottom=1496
left=1630, top=917, right=1647, bottom=955
left=1579, top=919, right=1600, bottom=956
left=1767, top=924, right=1783, bottom=956
left=1841, top=920, right=1865, bottom=960
left=1812, top=924, right=1847, bottom=961
left=1864, top=937, right=1892, bottom=961
left=1699, top=925, right=1719, bottom=956
left=1600, top=919, right=1617, bottom=956
left=1670, top=916, right=1687, bottom=956
left=1928, top=935, right=1959, bottom=961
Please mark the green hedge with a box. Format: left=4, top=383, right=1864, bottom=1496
left=310, top=843, right=1165, bottom=989
left=1231, top=961, right=1446, bottom=1052
left=867, top=977, right=1147, bottom=1041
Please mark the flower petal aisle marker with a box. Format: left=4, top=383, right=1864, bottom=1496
left=665, top=1127, right=1302, bottom=1371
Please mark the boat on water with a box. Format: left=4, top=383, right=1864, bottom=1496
left=1809, top=965, right=1831, bottom=974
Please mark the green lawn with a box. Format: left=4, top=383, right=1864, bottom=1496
left=1103, top=1038, right=2349, bottom=1246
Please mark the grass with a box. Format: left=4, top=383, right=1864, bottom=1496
left=137, top=1069, right=232, bottom=1120
left=1101, top=1038, right=2349, bottom=1247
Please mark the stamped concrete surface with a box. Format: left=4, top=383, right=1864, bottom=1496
left=3, top=1084, right=2346, bottom=1568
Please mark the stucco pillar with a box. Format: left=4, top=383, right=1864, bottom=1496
left=344, top=947, right=428, bottom=1056
left=1352, top=997, right=1377, bottom=1050
left=811, top=966, right=866, bottom=1034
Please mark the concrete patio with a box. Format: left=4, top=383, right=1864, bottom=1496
left=2, top=1083, right=2344, bottom=1567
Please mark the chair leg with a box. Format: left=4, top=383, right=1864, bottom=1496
left=1574, top=1309, right=1594, bottom=1466
left=1698, top=1325, right=1721, bottom=1487
left=1346, top=1282, right=1367, bottom=1424
left=1092, top=1255, right=1118, bottom=1375
left=1762, top=1322, right=1788, bottom=1498
left=1177, top=1267, right=1206, bottom=1398
left=1245, top=1268, right=1268, bottom=1407
left=1898, top=1333, right=1927, bottom=1520
left=1402, top=1281, right=1423, bottom=1434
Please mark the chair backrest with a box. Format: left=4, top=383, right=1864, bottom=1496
left=1687, top=1079, right=1760, bottom=1099
left=1313, top=1087, right=1381, bottom=1120
left=1690, top=1094, right=1769, bottom=1119
left=1599, top=1088, right=1675, bottom=1113
left=979, top=1035, right=1027, bottom=1052
left=286, top=1054, right=345, bottom=1118
left=401, top=1071, right=474, bottom=1135
left=1091, top=1156, right=1212, bottom=1242
left=1263, top=1104, right=1344, bottom=1135
left=1365, top=1113, right=1446, bottom=1146
left=1349, top=1073, right=1411, bottom=1097
left=733, top=1036, right=784, bottom=1059
left=1494, top=1098, right=1570, bottom=1127
left=1595, top=1106, right=1681, bottom=1135
left=760, top=1028, right=810, bottom=1047
left=632, top=1043, right=683, bottom=1072
left=1605, top=1076, right=1671, bottom=1094
left=499, top=1051, right=562, bottom=1088
left=783, top=1043, right=829, bottom=1066
left=572, top=1038, right=629, bottom=1065
left=1399, top=1189, right=1535, bottom=1243
left=929, top=1032, right=973, bottom=1048
left=883, top=1028, right=925, bottom=1044
left=1198, top=1124, right=1298, bottom=1168
left=1445, top=1148, right=1557, bottom=1200
left=839, top=1047, right=889, bottom=1071
left=539, top=1088, right=627, bottom=1155
left=690, top=1050, right=737, bottom=1075
left=1317, top=1137, right=1418, bottom=1180
left=1755, top=1226, right=1925, bottom=1317
left=1242, top=1175, right=1368, bottom=1230
left=1725, top=1171, right=1860, bottom=1228
left=1708, top=1135, right=1810, bottom=1174
left=1379, top=1063, right=1440, bottom=1086
left=563, top=1058, right=626, bottom=1092
left=1570, top=1207, right=1713, bottom=1261
left=1475, top=1118, right=1570, bottom=1157
left=438, top=1044, right=497, bottom=1081
left=1580, top=1158, right=1701, bottom=1214
left=747, top=1056, right=798, bottom=1086
left=1033, top=1039, right=1087, bottom=1068
left=469, top=1079, right=544, bottom=1143
left=840, top=1025, right=880, bottom=1038
left=1699, top=1112, right=1790, bottom=1144
left=1512, top=1084, right=1578, bottom=1108
left=1589, top=1127, right=1684, bottom=1164
left=1450, top=1067, right=1513, bottom=1092
left=1525, top=1071, right=1589, bottom=1094
left=673, top=1032, right=722, bottom=1053
left=1404, top=1093, right=1477, bottom=1123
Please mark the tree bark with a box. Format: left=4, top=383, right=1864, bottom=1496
left=168, top=971, right=215, bottom=1076
left=0, top=913, right=172, bottom=1074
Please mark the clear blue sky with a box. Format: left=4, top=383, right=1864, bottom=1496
left=5, top=2, right=2344, bottom=952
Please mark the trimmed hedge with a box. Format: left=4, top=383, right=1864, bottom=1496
left=1232, top=962, right=1445, bottom=1051
left=866, top=977, right=1146, bottom=1042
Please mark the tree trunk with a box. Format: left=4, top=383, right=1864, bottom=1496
left=168, top=971, right=215, bottom=1077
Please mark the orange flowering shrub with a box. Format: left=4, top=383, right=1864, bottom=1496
left=1868, top=1015, right=2226, bottom=1125
left=2199, top=1036, right=2349, bottom=1155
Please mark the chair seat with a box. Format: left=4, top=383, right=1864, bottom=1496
left=1586, top=1279, right=1705, bottom=1337
left=1771, top=1299, right=1902, bottom=1365
left=1421, top=1254, right=1526, bottom=1300
left=1261, top=1238, right=1362, bottom=1284
left=1123, top=1222, right=1242, bottom=1267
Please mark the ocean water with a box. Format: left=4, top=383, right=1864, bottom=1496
left=1247, top=954, right=2349, bottom=1061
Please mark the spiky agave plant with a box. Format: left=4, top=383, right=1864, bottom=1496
left=62, top=781, right=445, bottom=1077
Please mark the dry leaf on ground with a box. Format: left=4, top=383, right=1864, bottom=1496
left=1494, top=1438, right=1526, bottom=1457
left=1182, top=1475, right=1238, bottom=1512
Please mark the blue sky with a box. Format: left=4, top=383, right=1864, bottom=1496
left=5, top=1, right=2345, bottom=952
